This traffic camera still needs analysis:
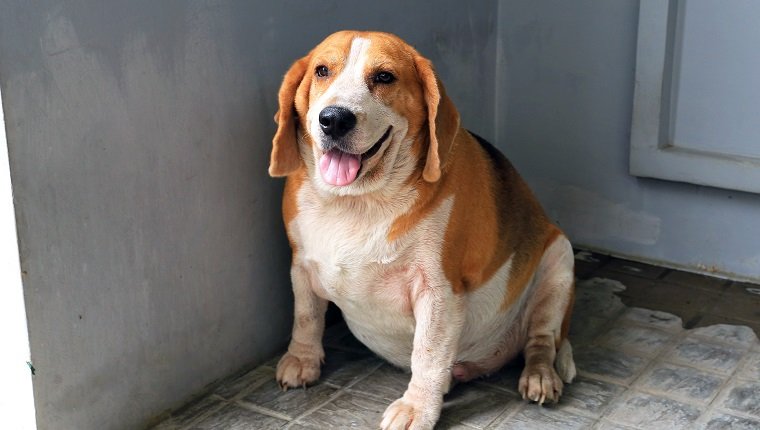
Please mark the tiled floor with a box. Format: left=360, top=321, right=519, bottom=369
left=153, top=252, right=760, bottom=429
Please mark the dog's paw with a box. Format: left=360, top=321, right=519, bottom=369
left=380, top=396, right=438, bottom=430
left=518, top=363, right=564, bottom=404
left=275, top=352, right=321, bottom=390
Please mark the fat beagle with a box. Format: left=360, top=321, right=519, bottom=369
left=269, top=31, right=576, bottom=430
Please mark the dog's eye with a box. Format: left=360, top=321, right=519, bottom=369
left=373, top=71, right=396, bottom=84
left=315, top=65, right=329, bottom=78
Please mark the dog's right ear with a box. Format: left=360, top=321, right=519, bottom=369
left=269, top=55, right=311, bottom=177
left=414, top=56, right=460, bottom=183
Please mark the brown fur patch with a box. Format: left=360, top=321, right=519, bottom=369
left=282, top=169, right=306, bottom=253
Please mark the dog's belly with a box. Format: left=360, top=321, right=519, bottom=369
left=313, top=252, right=528, bottom=371
left=313, top=260, right=419, bottom=367
left=456, top=257, right=527, bottom=368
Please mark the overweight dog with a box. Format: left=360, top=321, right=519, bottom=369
left=269, top=31, right=576, bottom=430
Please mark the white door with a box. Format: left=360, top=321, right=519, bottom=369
left=630, top=0, right=760, bottom=193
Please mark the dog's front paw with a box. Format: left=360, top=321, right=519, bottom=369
left=518, top=363, right=564, bottom=404
left=380, top=395, right=438, bottom=430
left=275, top=352, right=321, bottom=389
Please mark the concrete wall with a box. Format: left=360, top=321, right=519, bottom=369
left=0, top=1, right=495, bottom=429
left=496, top=0, right=760, bottom=281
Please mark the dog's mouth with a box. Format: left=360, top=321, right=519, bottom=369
left=318, top=126, right=392, bottom=186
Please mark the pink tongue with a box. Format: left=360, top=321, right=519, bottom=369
left=319, top=149, right=361, bottom=186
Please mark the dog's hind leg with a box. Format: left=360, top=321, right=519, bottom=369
left=518, top=235, right=575, bottom=404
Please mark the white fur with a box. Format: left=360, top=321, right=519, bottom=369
left=291, top=174, right=455, bottom=364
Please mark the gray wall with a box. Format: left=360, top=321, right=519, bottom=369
left=0, top=1, right=495, bottom=429
left=496, top=0, right=760, bottom=281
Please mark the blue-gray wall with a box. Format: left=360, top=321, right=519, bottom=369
left=0, top=1, right=495, bottom=429
left=496, top=0, right=760, bottom=281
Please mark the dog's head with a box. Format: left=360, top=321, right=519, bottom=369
left=269, top=31, right=460, bottom=195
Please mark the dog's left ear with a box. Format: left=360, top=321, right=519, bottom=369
left=414, top=56, right=460, bottom=183
left=269, top=54, right=311, bottom=177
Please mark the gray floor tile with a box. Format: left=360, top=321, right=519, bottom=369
left=569, top=314, right=613, bottom=346
left=477, top=363, right=522, bottom=393
left=606, top=391, right=701, bottom=430
left=636, top=362, right=724, bottom=404
left=215, top=366, right=274, bottom=400
left=441, top=383, right=521, bottom=429
left=689, top=324, right=758, bottom=348
left=347, top=363, right=410, bottom=403
left=239, top=379, right=339, bottom=420
left=664, top=338, right=745, bottom=375
left=294, top=392, right=387, bottom=429
left=697, top=314, right=760, bottom=339
left=718, top=380, right=760, bottom=418
left=321, top=347, right=383, bottom=387
left=151, top=418, right=182, bottom=430
left=436, top=421, right=480, bottom=429
left=593, top=421, right=638, bottom=430
left=736, top=346, right=760, bottom=381
left=574, top=348, right=648, bottom=384
left=575, top=278, right=627, bottom=319
left=170, top=396, right=226, bottom=428
left=618, top=307, right=684, bottom=332
left=701, top=412, right=760, bottom=430
left=560, top=376, right=625, bottom=416
left=600, top=322, right=674, bottom=357
left=187, top=403, right=287, bottom=430
left=492, top=404, right=595, bottom=430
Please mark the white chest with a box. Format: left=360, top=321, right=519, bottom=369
left=289, top=189, right=454, bottom=366
left=296, top=200, right=419, bottom=311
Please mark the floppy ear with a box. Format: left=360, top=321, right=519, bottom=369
left=414, top=56, right=460, bottom=182
left=269, top=55, right=311, bottom=177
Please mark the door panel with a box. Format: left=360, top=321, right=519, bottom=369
left=630, top=0, right=760, bottom=193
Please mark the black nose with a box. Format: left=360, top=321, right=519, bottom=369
left=319, top=106, right=356, bottom=139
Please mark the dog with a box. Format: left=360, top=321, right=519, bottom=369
left=269, top=30, right=576, bottom=430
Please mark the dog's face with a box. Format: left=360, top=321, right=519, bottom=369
left=270, top=31, right=460, bottom=195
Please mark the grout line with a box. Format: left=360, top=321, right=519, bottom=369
left=593, top=417, right=639, bottom=430
left=633, top=323, right=760, bottom=426
left=229, top=367, right=276, bottom=402
left=574, top=369, right=642, bottom=388
left=233, top=400, right=293, bottom=422
left=685, top=330, right=758, bottom=351
left=288, top=360, right=386, bottom=427
left=342, top=360, right=385, bottom=390
left=286, top=389, right=347, bottom=425
left=484, top=401, right=527, bottom=429
left=703, top=345, right=760, bottom=424
left=175, top=397, right=229, bottom=430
